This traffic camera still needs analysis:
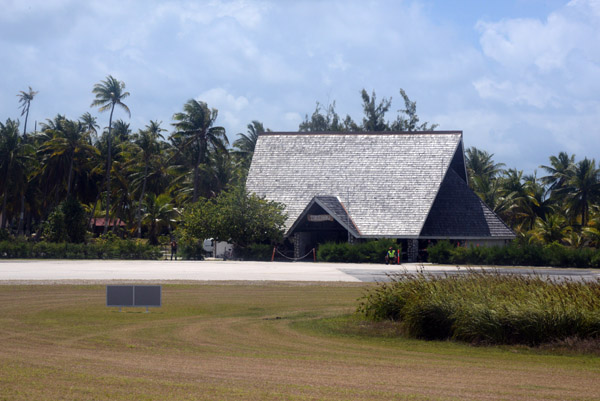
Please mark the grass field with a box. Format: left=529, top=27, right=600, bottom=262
left=1, top=283, right=599, bottom=400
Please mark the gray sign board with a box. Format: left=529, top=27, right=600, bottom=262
left=106, top=285, right=161, bottom=308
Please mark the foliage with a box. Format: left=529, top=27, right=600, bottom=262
left=0, top=238, right=161, bottom=259
left=358, top=271, right=600, bottom=345
left=235, top=243, right=273, bottom=261
left=177, top=184, right=286, bottom=249
left=427, top=239, right=600, bottom=268
left=317, top=239, right=398, bottom=263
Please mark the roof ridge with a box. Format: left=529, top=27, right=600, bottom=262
left=258, top=131, right=462, bottom=136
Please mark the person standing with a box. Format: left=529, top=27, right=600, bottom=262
left=170, top=239, right=178, bottom=260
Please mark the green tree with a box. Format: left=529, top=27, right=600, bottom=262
left=79, top=112, right=100, bottom=142
left=465, top=147, right=505, bottom=186
left=557, top=158, right=600, bottom=227
left=540, top=151, right=575, bottom=193
left=390, top=89, right=438, bottom=131
left=38, top=117, right=98, bottom=198
left=0, top=119, right=34, bottom=230
left=91, top=75, right=131, bottom=234
left=142, top=193, right=177, bottom=245
left=17, top=86, right=38, bottom=135
left=179, top=184, right=286, bottom=249
left=131, top=120, right=165, bottom=238
left=233, top=120, right=268, bottom=173
left=360, top=89, right=391, bottom=131
left=171, top=99, right=228, bottom=202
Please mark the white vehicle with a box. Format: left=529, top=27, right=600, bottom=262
left=202, top=239, right=233, bottom=259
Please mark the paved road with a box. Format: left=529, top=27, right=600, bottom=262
left=1, top=259, right=599, bottom=283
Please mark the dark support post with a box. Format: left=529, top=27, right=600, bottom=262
left=313, top=248, right=316, bottom=262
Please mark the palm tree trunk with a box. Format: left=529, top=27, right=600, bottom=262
left=23, top=103, right=30, bottom=136
left=103, top=105, right=115, bottom=235
left=17, top=193, right=25, bottom=236
left=1, top=186, right=8, bottom=230
left=193, top=139, right=202, bottom=203
left=66, top=155, right=74, bottom=197
left=136, top=163, right=149, bottom=238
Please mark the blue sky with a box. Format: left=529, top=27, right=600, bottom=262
left=1, top=0, right=599, bottom=173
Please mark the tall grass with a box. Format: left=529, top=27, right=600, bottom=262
left=358, top=271, right=600, bottom=345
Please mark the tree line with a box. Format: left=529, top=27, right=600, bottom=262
left=1, top=76, right=598, bottom=251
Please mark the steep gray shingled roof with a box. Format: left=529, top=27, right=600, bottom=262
left=246, top=131, right=463, bottom=237
left=288, top=196, right=361, bottom=238
left=420, top=168, right=515, bottom=239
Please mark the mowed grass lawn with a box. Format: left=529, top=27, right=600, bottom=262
left=1, top=283, right=599, bottom=401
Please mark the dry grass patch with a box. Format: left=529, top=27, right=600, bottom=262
left=0, top=283, right=599, bottom=400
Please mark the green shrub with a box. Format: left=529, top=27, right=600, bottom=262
left=427, top=240, right=599, bottom=268
left=358, top=271, right=600, bottom=345
left=0, top=239, right=161, bottom=260
left=317, top=239, right=398, bottom=263
left=236, top=243, right=273, bottom=261
left=178, top=237, right=205, bottom=260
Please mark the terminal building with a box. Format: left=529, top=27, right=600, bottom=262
left=246, top=131, right=515, bottom=261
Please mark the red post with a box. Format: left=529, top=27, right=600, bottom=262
left=397, top=249, right=400, bottom=265
left=313, top=248, right=316, bottom=262
left=271, top=246, right=276, bottom=262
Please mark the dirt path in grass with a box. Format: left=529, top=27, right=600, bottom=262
left=1, top=284, right=599, bottom=400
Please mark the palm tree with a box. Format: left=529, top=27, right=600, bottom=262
left=530, top=214, right=570, bottom=244
left=171, top=99, right=228, bottom=202
left=465, top=147, right=505, bottom=187
left=79, top=112, right=99, bottom=142
left=557, top=158, right=600, bottom=227
left=540, top=152, right=575, bottom=193
left=142, top=193, right=177, bottom=245
left=38, top=117, right=98, bottom=198
left=91, top=75, right=130, bottom=234
left=17, top=87, right=38, bottom=135
left=0, top=119, right=34, bottom=230
left=131, top=120, right=165, bottom=238
left=233, top=120, right=267, bottom=172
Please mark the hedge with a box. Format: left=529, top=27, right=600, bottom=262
left=427, top=240, right=600, bottom=268
left=0, top=240, right=162, bottom=260
left=317, top=239, right=399, bottom=263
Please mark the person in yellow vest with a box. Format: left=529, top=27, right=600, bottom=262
left=385, top=247, right=396, bottom=265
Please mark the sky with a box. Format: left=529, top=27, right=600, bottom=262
left=1, top=0, right=599, bottom=173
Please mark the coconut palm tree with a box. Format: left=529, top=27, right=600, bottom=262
left=171, top=99, right=228, bottom=202
left=557, top=158, right=600, bottom=227
left=233, top=120, right=267, bottom=172
left=540, top=152, right=575, bottom=194
left=0, top=119, right=34, bottom=230
left=465, top=147, right=505, bottom=189
left=142, top=193, right=177, bottom=245
left=17, top=86, right=38, bottom=135
left=79, top=112, right=99, bottom=142
left=90, top=75, right=130, bottom=234
left=38, top=117, right=98, bottom=198
left=130, top=120, right=165, bottom=238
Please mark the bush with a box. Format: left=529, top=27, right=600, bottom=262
left=427, top=239, right=599, bottom=268
left=178, top=237, right=205, bottom=260
left=358, top=271, right=600, bottom=345
left=317, top=239, right=398, bottom=263
left=236, top=243, right=273, bottom=261
left=0, top=239, right=161, bottom=260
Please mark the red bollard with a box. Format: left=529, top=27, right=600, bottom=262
left=271, top=247, right=276, bottom=262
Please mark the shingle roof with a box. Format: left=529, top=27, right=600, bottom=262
left=420, top=168, right=515, bottom=238
left=247, top=131, right=468, bottom=237
left=288, top=196, right=361, bottom=238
